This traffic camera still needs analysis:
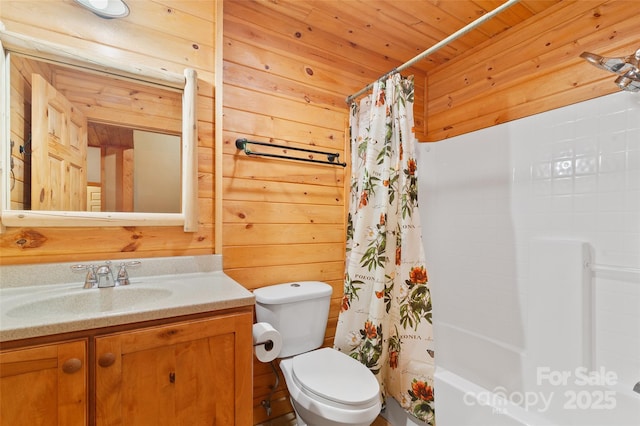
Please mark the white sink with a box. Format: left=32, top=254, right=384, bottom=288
left=6, top=286, right=173, bottom=318
left=1, top=255, right=256, bottom=342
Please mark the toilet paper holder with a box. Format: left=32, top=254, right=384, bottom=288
left=253, top=339, right=275, bottom=351
left=253, top=339, right=277, bottom=416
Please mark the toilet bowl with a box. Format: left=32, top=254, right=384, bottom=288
left=253, top=281, right=381, bottom=426
left=280, top=348, right=381, bottom=426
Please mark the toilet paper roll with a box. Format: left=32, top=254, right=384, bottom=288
left=252, top=322, right=282, bottom=362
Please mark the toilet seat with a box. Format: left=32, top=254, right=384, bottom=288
left=280, top=348, right=382, bottom=425
left=291, top=347, right=380, bottom=408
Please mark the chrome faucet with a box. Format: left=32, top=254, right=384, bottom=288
left=96, top=261, right=115, bottom=288
left=72, top=261, right=140, bottom=289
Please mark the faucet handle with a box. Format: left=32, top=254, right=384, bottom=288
left=115, top=261, right=141, bottom=286
left=71, top=264, right=98, bottom=289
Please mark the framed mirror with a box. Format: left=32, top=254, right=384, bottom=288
left=0, top=28, right=198, bottom=232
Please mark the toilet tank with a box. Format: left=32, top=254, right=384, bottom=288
left=254, top=281, right=333, bottom=358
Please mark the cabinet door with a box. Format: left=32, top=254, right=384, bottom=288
left=95, top=312, right=252, bottom=426
left=0, top=340, right=87, bottom=426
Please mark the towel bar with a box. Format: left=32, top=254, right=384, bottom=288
left=235, top=138, right=347, bottom=167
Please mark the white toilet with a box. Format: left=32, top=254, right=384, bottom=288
left=254, top=281, right=381, bottom=426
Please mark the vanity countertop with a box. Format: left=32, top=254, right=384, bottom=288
left=0, top=255, right=255, bottom=342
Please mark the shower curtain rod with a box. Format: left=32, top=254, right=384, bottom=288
left=345, top=0, right=521, bottom=104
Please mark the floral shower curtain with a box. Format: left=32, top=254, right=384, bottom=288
left=334, top=74, right=435, bottom=424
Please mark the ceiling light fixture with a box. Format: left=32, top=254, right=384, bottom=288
left=580, top=48, right=640, bottom=93
left=74, top=0, right=129, bottom=19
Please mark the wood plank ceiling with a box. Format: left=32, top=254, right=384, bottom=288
left=248, top=0, right=562, bottom=75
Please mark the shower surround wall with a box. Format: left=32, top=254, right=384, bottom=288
left=418, top=91, right=640, bottom=422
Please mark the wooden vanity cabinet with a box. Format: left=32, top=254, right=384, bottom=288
left=0, top=309, right=253, bottom=426
left=94, top=311, right=253, bottom=426
left=0, top=339, right=88, bottom=426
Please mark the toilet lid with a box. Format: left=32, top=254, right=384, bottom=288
left=292, top=348, right=380, bottom=406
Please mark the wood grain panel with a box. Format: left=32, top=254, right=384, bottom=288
left=224, top=59, right=347, bottom=109
left=427, top=0, right=605, bottom=101
left=224, top=223, right=344, bottom=246
left=223, top=3, right=427, bottom=137
left=224, top=154, right=345, bottom=187
left=223, top=177, right=344, bottom=205
left=0, top=0, right=216, bottom=264
left=0, top=340, right=87, bottom=426
left=224, top=2, right=389, bottom=84
left=8, top=55, right=34, bottom=210
left=224, top=261, right=344, bottom=289
left=426, top=0, right=640, bottom=141
left=224, top=118, right=344, bottom=151
left=223, top=200, right=343, bottom=224
left=223, top=243, right=344, bottom=269
left=225, top=85, right=346, bottom=131
left=95, top=314, right=252, bottom=426
left=0, top=225, right=212, bottom=263
left=224, top=4, right=346, bottom=420
left=0, top=1, right=212, bottom=72
left=224, top=36, right=360, bottom=101
left=222, top=22, right=348, bottom=412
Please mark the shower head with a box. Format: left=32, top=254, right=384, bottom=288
left=580, top=48, right=640, bottom=92
left=579, top=52, right=636, bottom=74
left=615, top=69, right=640, bottom=92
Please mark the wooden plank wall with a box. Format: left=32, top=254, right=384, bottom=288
left=53, top=66, right=183, bottom=134
left=0, top=0, right=216, bottom=264
left=7, top=54, right=45, bottom=210
left=426, top=0, right=640, bottom=141
left=222, top=6, right=345, bottom=423
left=222, top=1, right=426, bottom=423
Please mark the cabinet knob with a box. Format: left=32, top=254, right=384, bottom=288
left=98, top=352, right=116, bottom=368
left=62, top=358, right=83, bottom=374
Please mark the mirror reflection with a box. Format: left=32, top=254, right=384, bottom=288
left=9, top=53, right=182, bottom=214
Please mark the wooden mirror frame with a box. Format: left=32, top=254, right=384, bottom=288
left=0, top=26, right=198, bottom=232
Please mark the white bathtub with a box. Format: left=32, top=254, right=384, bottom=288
left=434, top=367, right=640, bottom=426
left=425, top=240, right=640, bottom=426
left=380, top=396, right=429, bottom=426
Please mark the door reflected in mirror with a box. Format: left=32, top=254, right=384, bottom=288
left=85, top=124, right=181, bottom=213
left=9, top=53, right=183, bottom=214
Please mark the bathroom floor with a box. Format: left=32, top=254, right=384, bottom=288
left=258, top=413, right=392, bottom=426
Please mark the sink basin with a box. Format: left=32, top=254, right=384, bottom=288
left=6, top=287, right=173, bottom=318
